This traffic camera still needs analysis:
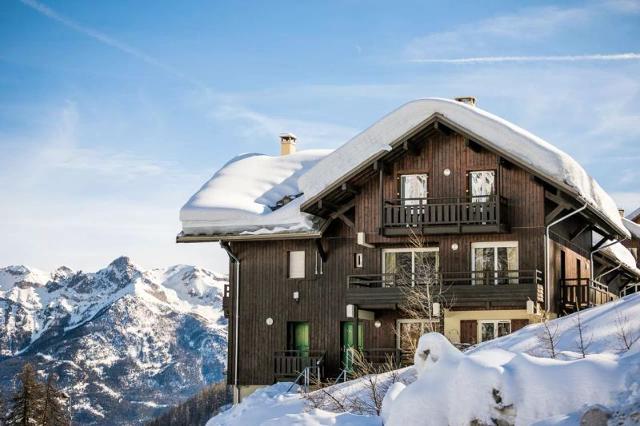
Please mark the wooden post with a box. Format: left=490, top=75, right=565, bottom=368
left=379, top=167, right=384, bottom=235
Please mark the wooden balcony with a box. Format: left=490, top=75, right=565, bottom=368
left=346, top=270, right=543, bottom=310
left=560, top=278, right=617, bottom=311
left=273, top=350, right=326, bottom=381
left=382, top=195, right=509, bottom=236
left=222, top=283, right=231, bottom=318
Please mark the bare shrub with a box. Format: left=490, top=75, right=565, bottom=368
left=537, top=312, right=560, bottom=359
left=573, top=307, right=592, bottom=358
left=615, top=310, right=639, bottom=352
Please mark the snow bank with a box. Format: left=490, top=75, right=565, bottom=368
left=300, top=98, right=629, bottom=238
left=384, top=333, right=635, bottom=426
left=208, top=383, right=379, bottom=426
left=180, top=150, right=331, bottom=236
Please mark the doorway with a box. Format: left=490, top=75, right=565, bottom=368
left=340, top=321, right=364, bottom=370
left=287, top=322, right=309, bottom=356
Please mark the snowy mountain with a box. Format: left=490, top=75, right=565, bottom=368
left=210, top=294, right=640, bottom=425
left=0, top=257, right=227, bottom=425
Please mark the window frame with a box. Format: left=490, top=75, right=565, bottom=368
left=466, top=169, right=497, bottom=200
left=382, top=247, right=440, bottom=287
left=397, top=172, right=429, bottom=205
left=395, top=318, right=439, bottom=349
left=288, top=250, right=306, bottom=279
left=478, top=319, right=511, bottom=342
left=470, top=241, right=519, bottom=285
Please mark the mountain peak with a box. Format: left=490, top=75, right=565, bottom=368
left=109, top=256, right=134, bottom=269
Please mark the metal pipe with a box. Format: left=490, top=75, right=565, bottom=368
left=596, top=263, right=622, bottom=282
left=590, top=237, right=627, bottom=282
left=221, top=242, right=241, bottom=404
left=545, top=204, right=588, bottom=311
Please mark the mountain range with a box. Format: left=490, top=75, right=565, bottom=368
left=0, top=257, right=227, bottom=425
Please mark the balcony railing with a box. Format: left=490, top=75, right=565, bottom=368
left=273, top=350, right=326, bottom=381
left=348, top=270, right=543, bottom=288
left=383, top=195, right=508, bottom=235
left=621, top=283, right=640, bottom=297
left=560, top=278, right=616, bottom=309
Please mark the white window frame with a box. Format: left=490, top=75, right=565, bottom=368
left=289, top=250, right=305, bottom=279
left=478, top=320, right=511, bottom=342
left=314, top=250, right=323, bottom=275
left=400, top=173, right=428, bottom=205
left=470, top=241, right=519, bottom=285
left=354, top=253, right=363, bottom=268
left=396, top=318, right=439, bottom=349
left=382, top=247, right=440, bottom=287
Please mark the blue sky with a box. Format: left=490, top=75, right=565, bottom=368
left=1, top=0, right=639, bottom=273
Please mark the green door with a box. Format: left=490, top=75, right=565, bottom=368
left=288, top=322, right=310, bottom=356
left=341, top=322, right=364, bottom=370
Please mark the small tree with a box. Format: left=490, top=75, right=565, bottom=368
left=537, top=312, right=560, bottom=359
left=615, top=310, right=639, bottom=352
left=573, top=307, right=592, bottom=358
left=6, top=363, right=45, bottom=426
left=41, top=373, right=69, bottom=426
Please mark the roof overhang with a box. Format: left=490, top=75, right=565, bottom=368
left=176, top=231, right=322, bottom=243
left=301, top=114, right=628, bottom=240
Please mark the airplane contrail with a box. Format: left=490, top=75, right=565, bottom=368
left=411, top=53, right=640, bottom=64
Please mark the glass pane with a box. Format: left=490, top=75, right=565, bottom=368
left=496, top=246, right=518, bottom=284
left=481, top=323, right=495, bottom=342
left=414, top=251, right=439, bottom=284
left=385, top=252, right=413, bottom=285
left=401, top=174, right=428, bottom=205
left=497, top=322, right=511, bottom=338
left=399, top=322, right=423, bottom=353
left=470, top=171, right=495, bottom=201
left=474, top=247, right=495, bottom=285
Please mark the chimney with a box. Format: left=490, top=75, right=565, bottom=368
left=455, top=96, right=477, bottom=107
left=280, top=133, right=297, bottom=156
left=619, top=209, right=625, bottom=218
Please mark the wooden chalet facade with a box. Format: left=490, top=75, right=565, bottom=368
left=177, top=98, right=640, bottom=401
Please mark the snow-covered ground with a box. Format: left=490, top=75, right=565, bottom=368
left=208, top=293, right=640, bottom=425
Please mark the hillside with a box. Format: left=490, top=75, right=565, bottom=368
left=0, top=257, right=228, bottom=425
left=209, top=293, right=640, bottom=425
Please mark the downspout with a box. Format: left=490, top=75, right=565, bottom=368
left=596, top=263, right=622, bottom=282
left=590, top=237, right=628, bottom=283
left=545, top=204, right=588, bottom=312
left=221, top=241, right=241, bottom=404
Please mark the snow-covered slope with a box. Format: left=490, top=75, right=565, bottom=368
left=208, top=294, right=640, bottom=425
left=0, top=257, right=227, bottom=425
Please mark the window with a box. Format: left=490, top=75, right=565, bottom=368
left=400, top=174, right=428, bottom=205
left=354, top=253, right=363, bottom=268
left=479, top=320, right=511, bottom=342
left=288, top=251, right=305, bottom=279
left=396, top=319, right=439, bottom=361
left=471, top=242, right=518, bottom=285
left=469, top=170, right=495, bottom=201
left=383, top=248, right=439, bottom=286
left=314, top=250, right=323, bottom=275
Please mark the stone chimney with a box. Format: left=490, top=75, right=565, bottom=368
left=280, top=133, right=297, bottom=156
left=619, top=209, right=625, bottom=218
left=455, top=96, right=477, bottom=107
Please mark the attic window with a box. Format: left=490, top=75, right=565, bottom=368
left=271, top=192, right=304, bottom=211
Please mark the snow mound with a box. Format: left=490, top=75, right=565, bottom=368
left=180, top=149, right=332, bottom=236
left=384, top=333, right=636, bottom=426
left=300, top=98, right=629, bottom=238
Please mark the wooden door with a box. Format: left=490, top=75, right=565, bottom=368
left=341, top=321, right=363, bottom=369
left=460, top=320, right=478, bottom=345
left=287, top=322, right=309, bottom=355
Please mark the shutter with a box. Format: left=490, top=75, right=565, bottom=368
left=289, top=251, right=305, bottom=278
left=511, top=319, right=529, bottom=332
left=460, top=320, right=478, bottom=345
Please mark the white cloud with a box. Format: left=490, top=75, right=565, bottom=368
left=405, top=6, right=590, bottom=60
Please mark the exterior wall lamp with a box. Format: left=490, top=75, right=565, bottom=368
left=266, top=317, right=274, bottom=326
left=293, top=291, right=300, bottom=302
left=374, top=320, right=382, bottom=328
left=451, top=243, right=459, bottom=251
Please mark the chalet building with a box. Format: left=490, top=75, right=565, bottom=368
left=177, top=98, right=640, bottom=402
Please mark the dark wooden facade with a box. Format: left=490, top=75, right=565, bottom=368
left=220, top=120, right=638, bottom=388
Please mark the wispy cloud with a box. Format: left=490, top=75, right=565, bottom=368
left=411, top=53, right=640, bottom=64
left=18, top=0, right=208, bottom=90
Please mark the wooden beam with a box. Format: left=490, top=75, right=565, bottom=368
left=592, top=237, right=612, bottom=251
left=403, top=139, right=421, bottom=156
left=317, top=199, right=339, bottom=212
left=341, top=182, right=360, bottom=195
left=434, top=121, right=451, bottom=136
left=464, top=138, right=482, bottom=153
left=545, top=190, right=578, bottom=210
left=314, top=239, right=327, bottom=262
left=569, top=224, right=591, bottom=242
left=336, top=213, right=355, bottom=229
left=545, top=205, right=566, bottom=224
left=499, top=157, right=515, bottom=170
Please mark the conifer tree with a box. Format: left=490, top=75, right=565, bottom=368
left=41, top=373, right=70, bottom=426
left=5, top=363, right=44, bottom=426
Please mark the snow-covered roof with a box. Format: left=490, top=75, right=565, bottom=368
left=627, top=207, right=640, bottom=222
left=300, top=98, right=629, bottom=239
left=623, top=217, right=640, bottom=240
left=180, top=150, right=332, bottom=237
left=601, top=242, right=640, bottom=276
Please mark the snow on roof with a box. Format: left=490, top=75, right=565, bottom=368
left=627, top=206, right=640, bottom=221
left=300, top=98, right=629, bottom=238
left=602, top=242, right=640, bottom=276
left=623, top=217, right=640, bottom=240
left=180, top=150, right=332, bottom=236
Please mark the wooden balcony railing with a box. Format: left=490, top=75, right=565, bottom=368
left=560, top=278, right=616, bottom=309
left=382, top=195, right=508, bottom=235
left=348, top=270, right=543, bottom=288
left=273, top=350, right=326, bottom=381
left=621, top=283, right=640, bottom=297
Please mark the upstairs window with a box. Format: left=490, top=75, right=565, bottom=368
left=289, top=251, right=305, bottom=279
left=400, top=174, right=428, bottom=205
left=469, top=170, right=495, bottom=202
